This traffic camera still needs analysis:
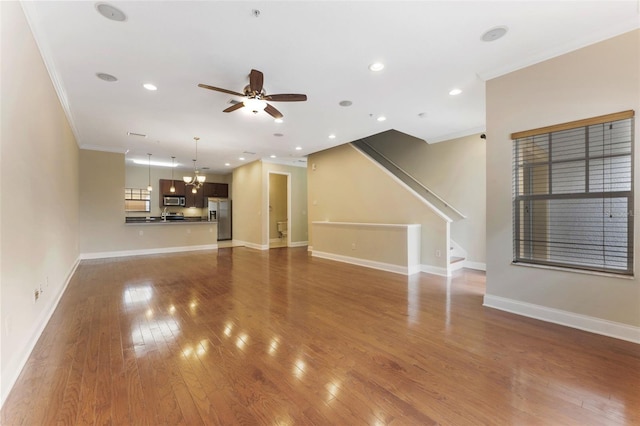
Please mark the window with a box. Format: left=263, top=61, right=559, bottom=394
left=512, top=110, right=634, bottom=275
left=125, top=188, right=151, bottom=212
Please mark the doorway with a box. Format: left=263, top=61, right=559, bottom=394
left=268, top=172, right=290, bottom=248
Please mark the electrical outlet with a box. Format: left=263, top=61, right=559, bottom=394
left=34, top=289, right=40, bottom=302
left=435, top=250, right=441, bottom=257
left=351, top=243, right=356, bottom=250
left=139, top=230, right=144, bottom=236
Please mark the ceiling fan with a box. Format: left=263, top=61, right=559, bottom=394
left=198, top=69, right=307, bottom=119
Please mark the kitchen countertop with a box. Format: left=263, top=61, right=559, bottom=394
left=125, top=216, right=215, bottom=225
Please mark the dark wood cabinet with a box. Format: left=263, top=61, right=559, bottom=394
left=185, top=185, right=205, bottom=208
left=158, top=179, right=227, bottom=208
left=202, top=182, right=229, bottom=198
left=159, top=179, right=185, bottom=196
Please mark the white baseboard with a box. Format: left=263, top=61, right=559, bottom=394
left=1, top=256, right=80, bottom=408
left=312, top=250, right=414, bottom=275
left=464, top=261, right=487, bottom=271
left=421, top=264, right=449, bottom=277
left=483, top=294, right=640, bottom=344
left=234, top=240, right=269, bottom=250
left=80, top=244, right=218, bottom=260
left=289, top=241, right=308, bottom=248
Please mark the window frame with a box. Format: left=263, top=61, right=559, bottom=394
left=512, top=110, right=635, bottom=276
left=125, top=188, right=151, bottom=213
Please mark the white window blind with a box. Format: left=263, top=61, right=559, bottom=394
left=512, top=111, right=634, bottom=275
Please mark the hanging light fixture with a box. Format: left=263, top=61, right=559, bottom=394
left=147, top=153, right=153, bottom=191
left=183, top=137, right=206, bottom=190
left=170, top=156, right=176, bottom=193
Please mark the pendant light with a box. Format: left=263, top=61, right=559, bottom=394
left=146, top=153, right=153, bottom=191
left=183, top=137, right=206, bottom=190
left=170, top=156, right=176, bottom=193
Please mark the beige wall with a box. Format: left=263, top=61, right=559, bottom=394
left=486, top=29, right=640, bottom=328
left=307, top=144, right=448, bottom=270
left=364, top=131, right=486, bottom=265
left=232, top=160, right=263, bottom=246
left=80, top=150, right=217, bottom=255
left=1, top=2, right=80, bottom=403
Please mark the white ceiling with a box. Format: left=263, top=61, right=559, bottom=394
left=22, top=1, right=639, bottom=174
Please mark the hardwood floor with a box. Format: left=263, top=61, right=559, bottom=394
left=2, top=247, right=639, bottom=425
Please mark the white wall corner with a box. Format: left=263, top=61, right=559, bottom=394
left=483, top=294, right=640, bottom=344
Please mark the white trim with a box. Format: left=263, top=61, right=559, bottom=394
left=483, top=294, right=640, bottom=344
left=427, top=126, right=486, bottom=144
left=235, top=240, right=269, bottom=251
left=1, top=256, right=80, bottom=408
left=464, top=261, right=487, bottom=271
left=262, top=157, right=307, bottom=168
left=289, top=241, right=308, bottom=248
left=80, top=244, right=218, bottom=260
left=477, top=22, right=640, bottom=81
left=20, top=3, right=82, bottom=145
left=312, top=250, right=415, bottom=275
left=420, top=264, right=449, bottom=277
left=450, top=260, right=465, bottom=272
left=307, top=245, right=313, bottom=252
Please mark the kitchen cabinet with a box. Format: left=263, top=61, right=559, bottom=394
left=185, top=185, right=205, bottom=208
left=202, top=182, right=229, bottom=198
left=159, top=179, right=185, bottom=196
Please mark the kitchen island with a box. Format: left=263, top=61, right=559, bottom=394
left=125, top=216, right=213, bottom=225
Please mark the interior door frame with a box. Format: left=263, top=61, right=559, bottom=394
left=267, top=171, right=291, bottom=247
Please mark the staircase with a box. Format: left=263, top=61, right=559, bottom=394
left=352, top=135, right=468, bottom=276
left=352, top=138, right=466, bottom=222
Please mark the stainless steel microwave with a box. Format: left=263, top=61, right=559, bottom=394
left=163, top=196, right=185, bottom=206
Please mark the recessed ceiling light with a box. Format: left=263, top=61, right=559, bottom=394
left=481, top=26, right=508, bottom=42
left=270, top=155, right=277, bottom=158
left=377, top=116, right=386, bottom=122
left=274, top=118, right=283, bottom=123
left=328, top=134, right=336, bottom=139
left=96, top=3, right=126, bottom=22
left=225, top=163, right=231, bottom=166
left=369, top=62, right=385, bottom=72
left=339, top=100, right=352, bottom=107
left=96, top=72, right=117, bottom=82
left=449, top=88, right=462, bottom=96
left=143, top=83, right=157, bottom=91
left=239, top=157, right=245, bottom=161
left=295, top=146, right=302, bottom=151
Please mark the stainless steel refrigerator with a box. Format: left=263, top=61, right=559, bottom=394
left=208, top=198, right=231, bottom=240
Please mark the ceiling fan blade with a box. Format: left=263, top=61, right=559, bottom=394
left=223, top=102, right=245, bottom=113
left=264, top=103, right=283, bottom=119
left=264, top=94, right=307, bottom=102
left=198, top=84, right=245, bottom=97
left=249, top=69, right=264, bottom=94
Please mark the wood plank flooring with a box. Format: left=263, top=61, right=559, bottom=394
left=2, top=247, right=639, bottom=425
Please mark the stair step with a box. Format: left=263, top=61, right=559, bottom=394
left=450, top=256, right=465, bottom=264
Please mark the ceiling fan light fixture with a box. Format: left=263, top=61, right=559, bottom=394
left=244, top=98, right=267, bottom=113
